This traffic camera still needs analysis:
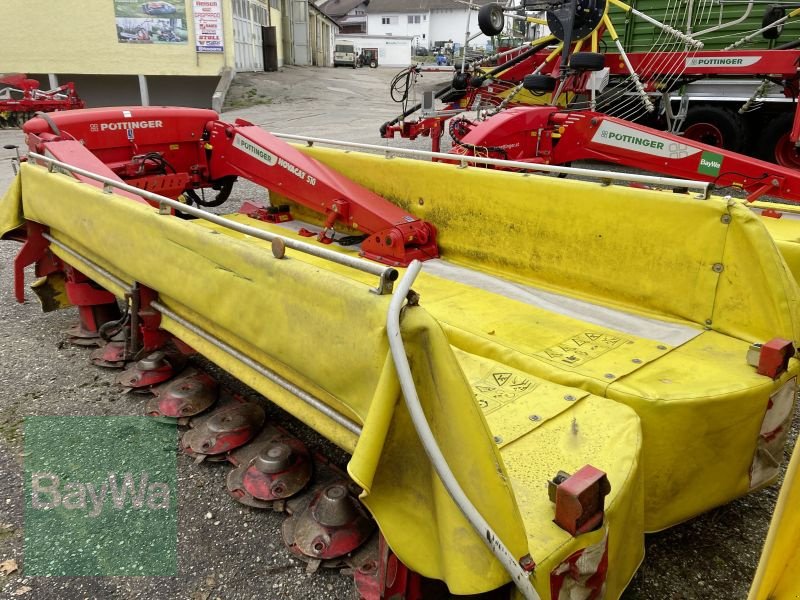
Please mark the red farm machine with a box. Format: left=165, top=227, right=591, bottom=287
left=0, top=73, right=84, bottom=128
left=3, top=2, right=800, bottom=596
left=2, top=99, right=800, bottom=598
left=383, top=0, right=800, bottom=183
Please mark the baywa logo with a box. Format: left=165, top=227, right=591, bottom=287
left=697, top=150, right=724, bottom=176
left=24, top=416, right=177, bottom=576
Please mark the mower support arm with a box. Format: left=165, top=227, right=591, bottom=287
left=205, top=119, right=438, bottom=266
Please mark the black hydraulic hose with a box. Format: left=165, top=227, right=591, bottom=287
left=184, top=176, right=236, bottom=208
left=99, top=307, right=130, bottom=342
left=483, top=39, right=553, bottom=78
left=448, top=118, right=508, bottom=160
left=776, top=38, right=800, bottom=49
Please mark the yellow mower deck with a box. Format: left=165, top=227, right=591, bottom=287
left=2, top=147, right=799, bottom=597
left=1, top=164, right=645, bottom=599
left=285, top=146, right=800, bottom=531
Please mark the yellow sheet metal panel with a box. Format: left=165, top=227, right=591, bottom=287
left=15, top=163, right=542, bottom=594
left=0, top=172, right=23, bottom=239
left=426, top=273, right=798, bottom=530
left=454, top=348, right=644, bottom=599
left=758, top=213, right=800, bottom=285
left=49, top=231, right=135, bottom=299
left=715, top=205, right=800, bottom=344
left=748, top=440, right=800, bottom=600
left=294, top=146, right=800, bottom=345
left=611, top=341, right=799, bottom=530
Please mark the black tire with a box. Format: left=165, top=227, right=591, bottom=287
left=369, top=60, right=377, bottom=68
left=682, top=105, right=745, bottom=153
left=523, top=74, right=557, bottom=92
left=478, top=3, right=505, bottom=36
left=762, top=5, right=786, bottom=40
left=569, top=52, right=605, bottom=72
left=452, top=71, right=471, bottom=91
left=757, top=112, right=800, bottom=168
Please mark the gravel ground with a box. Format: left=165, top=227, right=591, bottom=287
left=0, top=65, right=797, bottom=600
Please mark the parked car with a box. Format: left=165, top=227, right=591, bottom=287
left=141, top=2, right=177, bottom=15
left=334, top=42, right=359, bottom=68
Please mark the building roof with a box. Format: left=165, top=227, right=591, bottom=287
left=318, top=0, right=368, bottom=18
left=310, top=3, right=343, bottom=28
left=365, top=0, right=492, bottom=12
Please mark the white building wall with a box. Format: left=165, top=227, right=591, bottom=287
left=335, top=34, right=411, bottom=66
left=429, top=9, right=489, bottom=49
left=366, top=12, right=430, bottom=47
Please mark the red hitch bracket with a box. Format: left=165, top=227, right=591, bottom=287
left=747, top=338, right=796, bottom=379
left=548, top=465, right=610, bottom=536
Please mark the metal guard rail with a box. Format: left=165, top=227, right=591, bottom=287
left=27, top=152, right=400, bottom=295
left=272, top=132, right=712, bottom=196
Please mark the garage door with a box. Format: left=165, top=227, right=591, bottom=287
left=233, top=0, right=270, bottom=71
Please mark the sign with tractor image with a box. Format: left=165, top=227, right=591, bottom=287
left=114, top=0, right=189, bottom=44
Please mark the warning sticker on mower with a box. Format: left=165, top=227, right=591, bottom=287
left=535, top=332, right=629, bottom=368
left=686, top=56, right=761, bottom=68
left=233, top=133, right=277, bottom=166
left=471, top=371, right=538, bottom=415
left=592, top=120, right=701, bottom=159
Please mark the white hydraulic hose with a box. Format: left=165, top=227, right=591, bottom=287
left=613, top=38, right=655, bottom=112
left=739, top=79, right=770, bottom=113
left=386, top=261, right=540, bottom=600
left=725, top=8, right=800, bottom=49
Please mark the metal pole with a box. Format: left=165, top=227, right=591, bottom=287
left=138, top=74, right=150, bottom=107
left=27, top=154, right=398, bottom=286
left=151, top=301, right=363, bottom=436
left=272, top=134, right=711, bottom=193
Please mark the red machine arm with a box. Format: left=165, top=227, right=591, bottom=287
left=204, top=119, right=437, bottom=265
left=22, top=107, right=438, bottom=267
left=452, top=106, right=800, bottom=204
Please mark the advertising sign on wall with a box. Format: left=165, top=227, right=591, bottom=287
left=114, top=0, right=189, bottom=44
left=193, top=0, right=225, bottom=53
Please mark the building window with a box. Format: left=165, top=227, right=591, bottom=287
left=407, top=14, right=420, bottom=23
left=382, top=16, right=390, bottom=24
